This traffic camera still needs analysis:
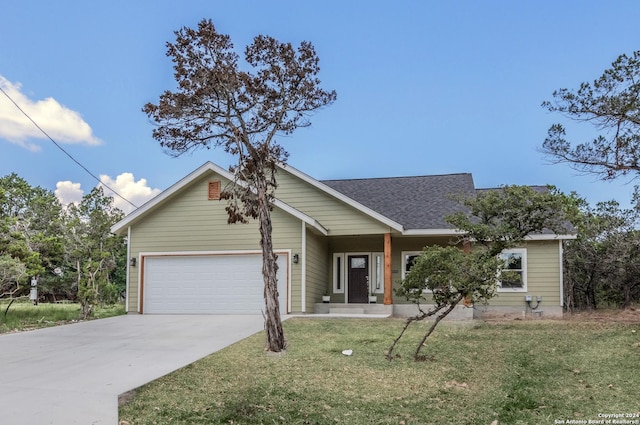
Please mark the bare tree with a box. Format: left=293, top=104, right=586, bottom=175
left=144, top=19, right=336, bottom=352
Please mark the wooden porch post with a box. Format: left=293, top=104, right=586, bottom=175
left=384, top=232, right=393, bottom=305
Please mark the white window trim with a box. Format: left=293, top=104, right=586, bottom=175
left=371, top=252, right=384, bottom=294
left=332, top=253, right=345, bottom=294
left=401, top=251, right=432, bottom=293
left=498, top=248, right=528, bottom=293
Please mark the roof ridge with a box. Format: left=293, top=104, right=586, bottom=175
left=321, top=172, right=473, bottom=183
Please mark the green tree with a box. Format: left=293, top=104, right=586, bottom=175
left=387, top=185, right=574, bottom=361
left=0, top=174, right=65, bottom=298
left=563, top=195, right=640, bottom=310
left=541, top=50, right=640, bottom=180
left=143, top=19, right=336, bottom=352
left=64, top=187, right=125, bottom=318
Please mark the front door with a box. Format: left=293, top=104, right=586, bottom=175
left=348, top=255, right=369, bottom=303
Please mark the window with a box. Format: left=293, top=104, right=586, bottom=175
left=332, top=253, right=345, bottom=294
left=499, top=248, right=527, bottom=292
left=402, top=252, right=421, bottom=280
left=372, top=253, right=383, bottom=294
left=350, top=257, right=366, bottom=268
left=401, top=251, right=431, bottom=293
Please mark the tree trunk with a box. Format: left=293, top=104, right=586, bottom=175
left=256, top=172, right=286, bottom=352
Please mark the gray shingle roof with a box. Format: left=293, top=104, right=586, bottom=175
left=321, top=173, right=476, bottom=230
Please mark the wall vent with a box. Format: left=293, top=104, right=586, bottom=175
left=208, top=181, right=221, bottom=200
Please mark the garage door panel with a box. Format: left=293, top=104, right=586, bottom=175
left=143, top=254, right=287, bottom=314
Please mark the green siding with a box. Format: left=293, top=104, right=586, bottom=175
left=127, top=171, right=302, bottom=313
left=304, top=229, right=330, bottom=312
left=274, top=168, right=392, bottom=235
left=491, top=240, right=561, bottom=306
left=386, top=239, right=562, bottom=307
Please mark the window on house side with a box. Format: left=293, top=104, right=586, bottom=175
left=499, top=249, right=527, bottom=292
left=332, top=253, right=344, bottom=294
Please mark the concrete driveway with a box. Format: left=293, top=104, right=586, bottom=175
left=0, top=314, right=268, bottom=424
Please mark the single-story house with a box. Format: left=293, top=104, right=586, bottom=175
left=111, top=161, right=575, bottom=318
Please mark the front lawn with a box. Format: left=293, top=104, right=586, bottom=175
left=119, top=318, right=640, bottom=425
left=0, top=300, right=126, bottom=333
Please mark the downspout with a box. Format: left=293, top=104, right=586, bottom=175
left=559, top=240, right=564, bottom=308
left=301, top=220, right=306, bottom=313
left=126, top=226, right=131, bottom=313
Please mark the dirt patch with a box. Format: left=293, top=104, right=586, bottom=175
left=118, top=390, right=137, bottom=407
left=563, top=307, right=640, bottom=323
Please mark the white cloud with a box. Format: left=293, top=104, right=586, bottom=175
left=55, top=173, right=161, bottom=215
left=55, top=181, right=84, bottom=207
left=99, top=173, right=162, bottom=215
left=0, top=75, right=101, bottom=151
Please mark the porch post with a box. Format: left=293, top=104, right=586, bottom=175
left=384, top=232, right=393, bottom=305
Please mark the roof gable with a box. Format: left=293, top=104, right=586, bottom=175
left=111, top=162, right=327, bottom=235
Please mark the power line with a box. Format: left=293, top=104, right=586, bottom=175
left=0, top=86, right=138, bottom=210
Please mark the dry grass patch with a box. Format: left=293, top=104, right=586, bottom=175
left=119, top=318, right=640, bottom=425
left=0, top=301, right=125, bottom=333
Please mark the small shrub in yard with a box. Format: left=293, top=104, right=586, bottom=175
left=119, top=318, right=640, bottom=425
left=0, top=301, right=125, bottom=333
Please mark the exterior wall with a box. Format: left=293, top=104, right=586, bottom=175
left=127, top=171, right=303, bottom=313
left=304, top=229, right=330, bottom=313
left=488, top=240, right=561, bottom=307
left=123, top=164, right=565, bottom=316
left=274, top=168, right=392, bottom=235
left=388, top=238, right=562, bottom=310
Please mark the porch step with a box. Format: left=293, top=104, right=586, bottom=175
left=329, top=307, right=365, bottom=315
left=314, top=303, right=393, bottom=316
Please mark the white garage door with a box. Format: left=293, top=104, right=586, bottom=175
left=143, top=253, right=288, bottom=314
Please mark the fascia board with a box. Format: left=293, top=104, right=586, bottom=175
left=401, top=229, right=577, bottom=240
left=401, top=228, right=464, bottom=236
left=524, top=234, right=577, bottom=241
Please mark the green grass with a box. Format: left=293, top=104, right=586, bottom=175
left=0, top=300, right=125, bottom=333
left=119, top=318, right=640, bottom=425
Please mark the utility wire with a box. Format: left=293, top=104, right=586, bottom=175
left=0, top=86, right=138, bottom=209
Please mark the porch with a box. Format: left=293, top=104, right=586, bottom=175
left=313, top=302, right=393, bottom=315
left=312, top=302, right=474, bottom=320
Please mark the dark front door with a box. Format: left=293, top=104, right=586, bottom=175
left=348, top=255, right=369, bottom=303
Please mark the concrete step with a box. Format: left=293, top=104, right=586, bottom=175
left=330, top=307, right=365, bottom=314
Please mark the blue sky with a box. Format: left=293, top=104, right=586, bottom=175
left=2, top=0, right=640, bottom=213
